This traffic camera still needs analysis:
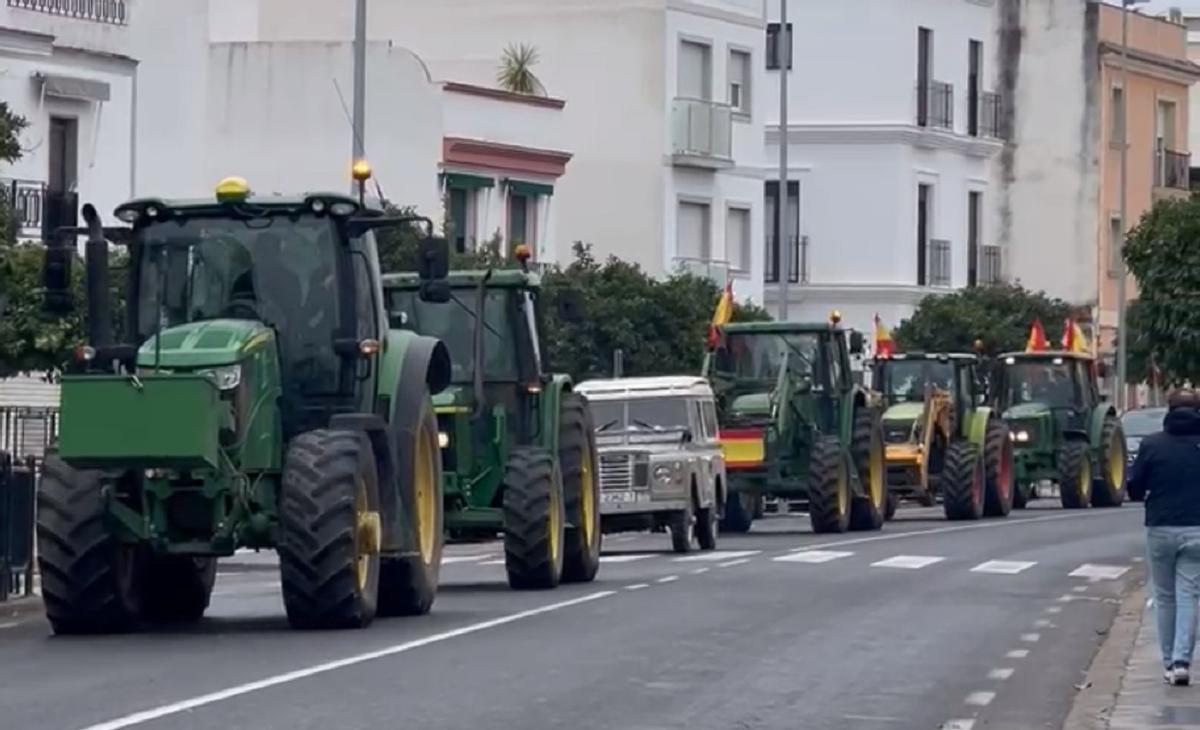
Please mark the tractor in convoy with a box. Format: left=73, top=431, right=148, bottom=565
left=871, top=353, right=1014, bottom=521
left=36, top=169, right=452, bottom=634
left=382, top=247, right=602, bottom=590
left=993, top=351, right=1126, bottom=509
left=702, top=315, right=887, bottom=534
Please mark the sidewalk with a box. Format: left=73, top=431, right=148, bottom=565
left=1105, top=591, right=1200, bottom=729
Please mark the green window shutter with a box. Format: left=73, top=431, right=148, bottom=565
left=442, top=172, right=495, bottom=190
left=506, top=180, right=554, bottom=197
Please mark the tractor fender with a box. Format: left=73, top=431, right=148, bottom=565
left=1087, top=404, right=1117, bottom=450
left=964, top=406, right=993, bottom=447
left=841, top=387, right=871, bottom=446
left=539, top=374, right=573, bottom=454
left=1062, top=427, right=1090, bottom=443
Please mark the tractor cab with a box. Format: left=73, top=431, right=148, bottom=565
left=871, top=353, right=982, bottom=440
left=994, top=351, right=1099, bottom=440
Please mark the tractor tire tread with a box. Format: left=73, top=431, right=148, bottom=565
left=1058, top=441, right=1092, bottom=509
left=559, top=393, right=602, bottom=583
left=983, top=418, right=1014, bottom=518
left=942, top=441, right=985, bottom=521
left=503, top=448, right=564, bottom=590
left=808, top=436, right=851, bottom=534
left=1090, top=415, right=1127, bottom=508
left=849, top=408, right=885, bottom=531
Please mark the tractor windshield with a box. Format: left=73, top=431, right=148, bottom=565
left=134, top=214, right=341, bottom=388
left=876, top=360, right=954, bottom=404
left=713, top=332, right=819, bottom=382
left=1003, top=361, right=1079, bottom=409
left=389, top=288, right=519, bottom=383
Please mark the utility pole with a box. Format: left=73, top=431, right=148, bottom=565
left=352, top=0, right=367, bottom=183
left=777, top=0, right=790, bottom=321
left=1116, top=0, right=1145, bottom=409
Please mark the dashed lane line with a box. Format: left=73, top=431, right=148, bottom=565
left=1034, top=619, right=1054, bottom=628
left=625, top=583, right=650, bottom=591
left=1006, top=649, right=1030, bottom=659
left=599, top=554, right=656, bottom=564
left=690, top=567, right=710, bottom=575
left=718, top=558, right=753, bottom=568
left=656, top=575, right=679, bottom=584
left=964, top=691, right=996, bottom=707
left=970, top=560, right=1037, bottom=575
left=1020, top=633, right=1041, bottom=643
left=988, top=668, right=1015, bottom=680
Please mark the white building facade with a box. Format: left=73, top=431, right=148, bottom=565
left=761, top=0, right=1004, bottom=335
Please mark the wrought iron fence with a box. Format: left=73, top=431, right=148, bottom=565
left=1154, top=147, right=1190, bottom=190
left=764, top=234, right=808, bottom=284
left=0, top=407, right=59, bottom=463
left=1, top=178, right=46, bottom=240
left=0, top=452, right=36, bottom=602
left=928, top=239, right=952, bottom=287
left=980, top=245, right=1003, bottom=285
left=980, top=91, right=1003, bottom=139
left=917, top=81, right=954, bottom=130
left=7, top=0, right=128, bottom=25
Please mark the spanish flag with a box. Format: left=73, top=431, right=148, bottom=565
left=1061, top=317, right=1089, bottom=354
left=874, top=314, right=896, bottom=357
left=1025, top=318, right=1049, bottom=352
left=706, top=281, right=734, bottom=350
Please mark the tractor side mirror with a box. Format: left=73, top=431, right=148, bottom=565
left=418, top=279, right=451, bottom=304
left=42, top=242, right=75, bottom=316
left=557, top=289, right=584, bottom=323
left=848, top=330, right=865, bottom=355
left=418, top=236, right=449, bottom=282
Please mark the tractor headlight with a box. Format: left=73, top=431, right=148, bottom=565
left=438, top=431, right=450, bottom=449
left=653, top=464, right=674, bottom=485
left=1012, top=430, right=1030, bottom=443
left=197, top=364, right=243, bottom=391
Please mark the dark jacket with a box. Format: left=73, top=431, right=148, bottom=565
left=1129, top=407, right=1200, bottom=527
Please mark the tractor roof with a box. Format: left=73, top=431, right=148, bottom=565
left=719, top=321, right=843, bottom=335
left=875, top=352, right=978, bottom=363
left=576, top=376, right=713, bottom=400
left=382, top=269, right=539, bottom=289
left=998, top=350, right=1094, bottom=363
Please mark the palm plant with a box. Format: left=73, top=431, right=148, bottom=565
left=496, top=43, right=544, bottom=95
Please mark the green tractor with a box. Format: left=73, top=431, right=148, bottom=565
left=871, top=353, right=1014, bottom=521
left=702, top=317, right=887, bottom=534
left=993, top=351, right=1126, bottom=509
left=381, top=251, right=602, bottom=590
left=36, top=174, right=453, bottom=634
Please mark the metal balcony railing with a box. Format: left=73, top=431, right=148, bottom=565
left=764, top=234, right=808, bottom=284
left=916, top=81, right=954, bottom=131
left=671, top=98, right=733, bottom=162
left=927, top=239, right=951, bottom=287
left=1, top=179, right=46, bottom=239
left=1154, top=147, right=1190, bottom=190
left=673, top=256, right=730, bottom=285
left=979, top=245, right=1003, bottom=285
left=980, top=91, right=1003, bottom=139
left=7, top=0, right=127, bottom=24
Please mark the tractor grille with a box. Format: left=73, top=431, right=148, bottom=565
left=599, top=453, right=649, bottom=490
left=883, top=420, right=915, bottom=444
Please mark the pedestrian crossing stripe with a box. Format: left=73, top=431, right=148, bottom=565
left=970, top=560, right=1037, bottom=575
left=1068, top=564, right=1129, bottom=580
left=672, top=550, right=761, bottom=562
left=871, top=555, right=945, bottom=570
left=600, top=554, right=655, bottom=563
left=773, top=550, right=855, bottom=564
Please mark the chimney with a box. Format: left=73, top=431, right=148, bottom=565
left=1170, top=6, right=1183, bottom=23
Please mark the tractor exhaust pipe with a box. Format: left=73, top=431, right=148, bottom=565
left=81, top=204, right=112, bottom=348
left=472, top=270, right=494, bottom=418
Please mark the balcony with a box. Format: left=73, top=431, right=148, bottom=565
left=926, top=239, right=951, bottom=288
left=0, top=179, right=78, bottom=242
left=916, top=81, right=954, bottom=131
left=672, top=256, right=730, bottom=285
left=979, top=245, right=1003, bottom=285
left=979, top=91, right=1004, bottom=140
left=764, top=234, right=809, bottom=284
left=671, top=98, right=733, bottom=169
left=6, top=0, right=128, bottom=24
left=1154, top=147, right=1190, bottom=192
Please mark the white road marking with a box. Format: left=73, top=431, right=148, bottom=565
left=625, top=583, right=650, bottom=591
left=965, top=691, right=996, bottom=707
left=480, top=559, right=506, bottom=566
left=970, top=560, right=1037, bottom=575
left=599, top=554, right=655, bottom=564
left=656, top=575, right=679, bottom=584
left=1072, top=585, right=1088, bottom=593
left=1058, top=594, right=1074, bottom=603
left=78, top=591, right=615, bottom=730
left=1034, top=619, right=1054, bottom=628
left=988, top=668, right=1015, bottom=680
left=1021, top=633, right=1041, bottom=643
left=774, top=550, right=855, bottom=564
left=1069, top=564, right=1130, bottom=581
left=784, top=508, right=1132, bottom=554
left=871, top=555, right=945, bottom=570
left=673, top=550, right=760, bottom=563
left=690, top=567, right=710, bottom=575
left=1006, top=649, right=1030, bottom=659
left=1046, top=606, right=1063, bottom=614
left=942, top=720, right=976, bottom=730
left=441, top=555, right=493, bottom=564
left=719, top=558, right=753, bottom=568
left=1133, top=556, right=1144, bottom=563
left=0, top=621, right=18, bottom=630
left=841, top=715, right=903, bottom=723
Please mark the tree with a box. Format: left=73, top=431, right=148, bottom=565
left=496, top=43, right=544, bottom=96
left=1123, top=196, right=1200, bottom=384
left=0, top=102, right=29, bottom=244
left=892, top=283, right=1077, bottom=357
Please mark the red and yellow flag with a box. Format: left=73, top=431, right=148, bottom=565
left=1060, top=318, right=1089, bottom=354
left=706, top=281, right=734, bottom=350
left=1025, top=318, right=1049, bottom=352
left=874, top=314, right=896, bottom=357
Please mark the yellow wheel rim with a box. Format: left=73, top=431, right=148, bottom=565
left=1079, top=457, right=1092, bottom=500
left=414, top=425, right=438, bottom=563
left=837, top=464, right=849, bottom=517
left=549, top=476, right=562, bottom=563
left=869, top=437, right=886, bottom=508
left=354, top=477, right=381, bottom=593
left=580, top=446, right=596, bottom=547
left=1109, top=433, right=1125, bottom=490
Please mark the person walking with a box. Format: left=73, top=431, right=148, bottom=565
left=1129, top=388, right=1200, bottom=686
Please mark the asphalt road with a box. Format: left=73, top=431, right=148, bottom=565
left=0, top=500, right=1144, bottom=730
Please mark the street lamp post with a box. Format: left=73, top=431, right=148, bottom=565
left=1116, top=0, right=1147, bottom=409
left=352, top=0, right=367, bottom=184
left=777, top=0, right=790, bottom=322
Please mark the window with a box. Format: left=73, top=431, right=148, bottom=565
left=508, top=192, right=535, bottom=252
left=729, top=49, right=751, bottom=115
left=1111, top=87, right=1125, bottom=144
left=678, top=40, right=711, bottom=100
left=447, top=187, right=479, bottom=254
left=917, top=27, right=932, bottom=127
left=677, top=200, right=711, bottom=260
left=917, top=183, right=932, bottom=285
left=726, top=206, right=751, bottom=273
left=701, top=400, right=719, bottom=441
left=968, top=40, right=982, bottom=136
left=766, top=22, right=793, bottom=70
left=764, top=181, right=800, bottom=283
left=1109, top=216, right=1123, bottom=276
left=1157, top=99, right=1178, bottom=151
left=967, top=191, right=981, bottom=286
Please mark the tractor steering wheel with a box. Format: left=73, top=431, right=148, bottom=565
left=220, top=300, right=262, bottom=321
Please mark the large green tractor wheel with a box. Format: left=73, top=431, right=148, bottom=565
left=808, top=436, right=852, bottom=534
left=719, top=491, right=755, bottom=533
left=503, top=447, right=566, bottom=590
left=559, top=392, right=602, bottom=583
left=1058, top=441, right=1093, bottom=509
left=982, top=418, right=1015, bottom=518
left=1090, top=415, right=1127, bottom=508
left=379, top=396, right=444, bottom=616
left=849, top=408, right=887, bottom=531
left=942, top=441, right=985, bottom=521
left=279, top=430, right=381, bottom=630
left=37, top=455, right=143, bottom=634
left=140, top=556, right=217, bottom=624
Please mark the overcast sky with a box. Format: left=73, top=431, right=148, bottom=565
left=1118, top=0, right=1199, bottom=16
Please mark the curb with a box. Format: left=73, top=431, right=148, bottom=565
left=0, top=594, right=43, bottom=621
left=1062, top=576, right=1147, bottom=730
